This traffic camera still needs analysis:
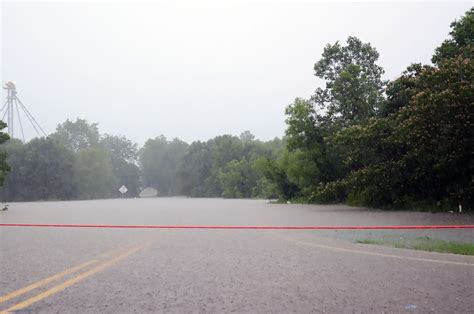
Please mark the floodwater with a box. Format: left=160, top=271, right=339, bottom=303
left=2, top=197, right=473, bottom=243
left=1, top=198, right=473, bottom=312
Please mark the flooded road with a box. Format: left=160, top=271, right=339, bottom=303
left=1, top=198, right=473, bottom=312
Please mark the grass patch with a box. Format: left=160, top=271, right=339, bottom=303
left=355, top=237, right=474, bottom=256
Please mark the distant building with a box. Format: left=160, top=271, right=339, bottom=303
left=139, top=187, right=158, bottom=198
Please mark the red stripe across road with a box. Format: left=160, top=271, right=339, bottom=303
left=0, top=223, right=473, bottom=230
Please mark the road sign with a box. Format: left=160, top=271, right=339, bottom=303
left=119, top=185, right=128, bottom=194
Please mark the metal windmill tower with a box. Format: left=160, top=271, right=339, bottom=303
left=1, top=81, right=47, bottom=141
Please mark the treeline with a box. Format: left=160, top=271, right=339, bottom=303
left=0, top=119, right=284, bottom=201
left=261, top=9, right=473, bottom=210
left=0, top=119, right=141, bottom=200
left=140, top=132, right=284, bottom=198
left=0, top=9, right=472, bottom=211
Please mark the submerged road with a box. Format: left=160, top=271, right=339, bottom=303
left=1, top=198, right=473, bottom=313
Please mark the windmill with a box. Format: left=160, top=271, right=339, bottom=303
left=1, top=81, right=47, bottom=141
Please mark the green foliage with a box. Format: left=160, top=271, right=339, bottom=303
left=1, top=10, right=471, bottom=208
left=253, top=153, right=299, bottom=200
left=0, top=121, right=10, bottom=188
left=51, top=118, right=100, bottom=152
left=356, top=237, right=474, bottom=256
left=219, top=158, right=255, bottom=198
left=205, top=135, right=245, bottom=196
left=177, top=141, right=213, bottom=197
left=1, top=138, right=76, bottom=201
left=75, top=147, right=116, bottom=199
left=139, top=136, right=189, bottom=195
left=101, top=135, right=140, bottom=197
left=285, top=98, right=324, bottom=151
left=273, top=37, right=386, bottom=201
left=312, top=36, right=386, bottom=126
left=381, top=63, right=425, bottom=116
left=101, top=134, right=138, bottom=163
left=394, top=47, right=474, bottom=208
left=310, top=180, right=346, bottom=204
left=266, top=9, right=474, bottom=211
left=432, top=8, right=473, bottom=65
left=177, top=132, right=284, bottom=198
left=1, top=119, right=141, bottom=201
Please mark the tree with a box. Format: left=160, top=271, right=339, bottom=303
left=75, top=147, right=116, bottom=199
left=395, top=51, right=473, bottom=208
left=100, top=135, right=140, bottom=197
left=0, top=121, right=10, bottom=189
left=139, top=136, right=188, bottom=195
left=432, top=8, right=473, bottom=65
left=285, top=98, right=324, bottom=151
left=389, top=8, right=473, bottom=209
left=205, top=135, right=244, bottom=196
left=312, top=36, right=386, bottom=126
left=281, top=97, right=345, bottom=198
left=219, top=159, right=255, bottom=198
left=271, top=37, right=387, bottom=200
left=253, top=153, right=299, bottom=200
left=177, top=141, right=213, bottom=197
left=175, top=133, right=283, bottom=198
left=1, top=137, right=76, bottom=201
left=52, top=118, right=100, bottom=152
left=324, top=8, right=474, bottom=209
left=380, top=63, right=426, bottom=116
left=101, top=134, right=138, bottom=163
left=239, top=131, right=255, bottom=144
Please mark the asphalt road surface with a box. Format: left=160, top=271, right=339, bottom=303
left=1, top=198, right=473, bottom=313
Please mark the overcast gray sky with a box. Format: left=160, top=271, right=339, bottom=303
left=1, top=1, right=472, bottom=144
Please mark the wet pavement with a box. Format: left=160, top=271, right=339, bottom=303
left=1, top=198, right=473, bottom=312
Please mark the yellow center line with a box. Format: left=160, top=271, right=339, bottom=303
left=0, top=246, right=126, bottom=305
left=0, top=260, right=97, bottom=305
left=0, top=233, right=158, bottom=306
left=1, top=241, right=150, bottom=313
left=276, top=234, right=474, bottom=267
